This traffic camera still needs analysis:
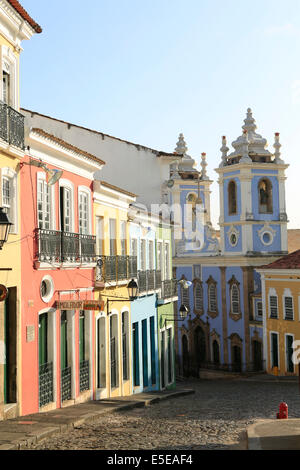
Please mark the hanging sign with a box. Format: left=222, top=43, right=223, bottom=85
left=0, top=285, right=8, bottom=302
left=82, top=300, right=105, bottom=311
left=56, top=300, right=105, bottom=311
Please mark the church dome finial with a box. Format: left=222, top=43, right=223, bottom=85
left=175, top=133, right=188, bottom=155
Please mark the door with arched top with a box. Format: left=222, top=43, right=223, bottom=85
left=194, top=326, right=206, bottom=373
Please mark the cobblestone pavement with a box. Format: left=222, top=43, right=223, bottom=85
left=27, top=378, right=300, bottom=450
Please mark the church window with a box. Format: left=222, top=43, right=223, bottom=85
left=194, top=280, right=203, bottom=314
left=258, top=179, right=273, bottom=214
left=228, top=181, right=237, bottom=215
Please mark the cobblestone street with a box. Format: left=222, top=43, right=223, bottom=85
left=27, top=378, right=300, bottom=450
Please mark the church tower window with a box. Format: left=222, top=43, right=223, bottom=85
left=258, top=179, right=273, bottom=214
left=228, top=181, right=237, bottom=215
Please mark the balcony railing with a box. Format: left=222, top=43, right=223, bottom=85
left=79, top=360, right=90, bottom=393
left=161, top=279, right=178, bottom=299
left=96, top=255, right=138, bottom=283
left=39, top=362, right=53, bottom=408
left=36, top=228, right=96, bottom=263
left=0, top=101, right=25, bottom=150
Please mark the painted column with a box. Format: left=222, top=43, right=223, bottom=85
left=220, top=267, right=228, bottom=364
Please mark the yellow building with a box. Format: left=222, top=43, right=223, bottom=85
left=0, top=1, right=41, bottom=419
left=258, top=250, right=300, bottom=376
left=93, top=181, right=137, bottom=398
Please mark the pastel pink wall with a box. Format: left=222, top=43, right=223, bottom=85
left=20, top=154, right=95, bottom=416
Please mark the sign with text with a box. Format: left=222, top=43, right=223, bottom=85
left=56, top=300, right=104, bottom=311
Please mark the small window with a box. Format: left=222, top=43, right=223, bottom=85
left=194, top=282, right=203, bottom=313
left=270, top=296, right=278, bottom=319
left=257, top=301, right=263, bottom=318
left=258, top=179, right=273, bottom=214
left=79, top=192, right=89, bottom=235
left=38, top=179, right=51, bottom=230
left=228, top=180, right=237, bottom=215
left=2, top=70, right=10, bottom=105
left=208, top=284, right=217, bottom=313
left=120, top=221, right=127, bottom=256
left=231, top=284, right=240, bottom=314
left=284, top=297, right=294, bottom=320
left=109, top=219, right=116, bottom=256
left=2, top=170, right=17, bottom=233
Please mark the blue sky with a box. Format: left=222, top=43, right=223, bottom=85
left=20, top=0, right=300, bottom=228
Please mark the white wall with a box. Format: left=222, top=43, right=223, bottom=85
left=23, top=111, right=175, bottom=209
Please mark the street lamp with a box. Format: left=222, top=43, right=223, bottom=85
left=179, top=304, right=189, bottom=320
left=127, top=279, right=138, bottom=301
left=0, top=208, right=12, bottom=250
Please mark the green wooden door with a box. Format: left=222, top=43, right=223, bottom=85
left=61, top=312, right=68, bottom=370
left=79, top=312, right=85, bottom=363
left=39, top=313, right=48, bottom=367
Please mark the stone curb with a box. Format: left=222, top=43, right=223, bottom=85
left=2, top=389, right=195, bottom=450
left=246, top=420, right=266, bottom=450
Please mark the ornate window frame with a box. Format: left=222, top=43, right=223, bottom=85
left=228, top=275, right=242, bottom=321
left=193, top=279, right=203, bottom=316
left=1, top=167, right=17, bottom=234
left=228, top=180, right=237, bottom=215
left=206, top=275, right=218, bottom=319
left=258, top=178, right=273, bottom=214
left=227, top=225, right=240, bottom=248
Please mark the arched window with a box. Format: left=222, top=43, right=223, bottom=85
left=186, top=193, right=198, bottom=232
left=208, top=284, right=217, bottom=313
left=258, top=179, right=273, bottom=214
left=231, top=284, right=240, bottom=314
left=194, top=281, right=203, bottom=314
left=228, top=180, right=237, bottom=215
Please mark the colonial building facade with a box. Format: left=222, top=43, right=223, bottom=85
left=173, top=109, right=289, bottom=376
left=0, top=0, right=41, bottom=420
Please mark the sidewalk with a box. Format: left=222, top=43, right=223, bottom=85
left=0, top=387, right=195, bottom=450
left=247, top=419, right=300, bottom=450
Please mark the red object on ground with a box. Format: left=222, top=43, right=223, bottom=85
left=277, top=402, right=288, bottom=419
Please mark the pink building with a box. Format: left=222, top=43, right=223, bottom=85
left=20, top=128, right=105, bottom=415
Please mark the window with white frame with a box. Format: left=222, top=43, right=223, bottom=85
left=109, top=219, right=116, bottom=255
left=257, top=301, right=263, bottom=319
left=140, top=239, right=146, bottom=271
left=1, top=48, right=17, bottom=109
left=231, top=284, right=240, bottom=315
left=208, top=283, right=217, bottom=313
left=37, top=178, right=51, bottom=230
left=149, top=240, right=154, bottom=270
left=60, top=185, right=72, bottom=233
left=2, top=168, right=17, bottom=233
left=120, top=221, right=127, bottom=256
left=157, top=241, right=162, bottom=273
left=284, top=295, right=294, bottom=321
left=78, top=191, right=89, bottom=235
left=164, top=243, right=170, bottom=280
left=130, top=237, right=137, bottom=257
left=269, top=295, right=278, bottom=319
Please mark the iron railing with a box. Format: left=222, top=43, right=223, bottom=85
left=79, top=360, right=90, bottom=393
left=138, top=270, right=162, bottom=294
left=39, top=362, right=53, bottom=408
left=161, top=279, right=178, bottom=299
left=61, top=366, right=72, bottom=402
left=0, top=101, right=25, bottom=150
left=110, top=337, right=117, bottom=389
left=96, top=255, right=138, bottom=283
left=36, top=228, right=96, bottom=263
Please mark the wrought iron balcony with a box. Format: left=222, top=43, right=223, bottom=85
left=79, top=360, right=90, bottom=393
left=0, top=101, right=25, bottom=150
left=95, top=255, right=138, bottom=284
left=39, top=362, right=53, bottom=408
left=36, top=228, right=96, bottom=263
left=137, top=270, right=162, bottom=295
left=160, top=279, right=178, bottom=300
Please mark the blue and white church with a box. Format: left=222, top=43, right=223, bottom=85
left=172, top=109, right=289, bottom=376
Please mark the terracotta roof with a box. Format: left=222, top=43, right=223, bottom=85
left=99, top=181, right=137, bottom=198
left=7, top=0, right=42, bottom=33
left=31, top=128, right=106, bottom=166
left=260, top=250, right=300, bottom=270
left=21, top=108, right=183, bottom=158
